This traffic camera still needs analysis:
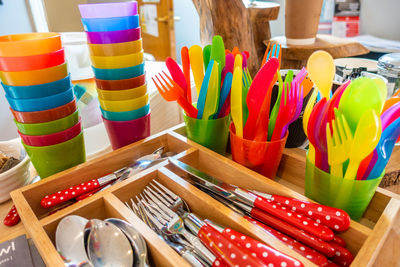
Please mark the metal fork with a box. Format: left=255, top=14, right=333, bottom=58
left=127, top=198, right=205, bottom=267
left=136, top=183, right=216, bottom=265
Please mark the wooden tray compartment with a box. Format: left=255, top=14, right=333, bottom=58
left=40, top=193, right=190, bottom=267
left=111, top=165, right=316, bottom=265
left=11, top=126, right=400, bottom=266
left=16, top=132, right=191, bottom=219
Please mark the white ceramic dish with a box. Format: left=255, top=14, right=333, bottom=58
left=0, top=139, right=31, bottom=203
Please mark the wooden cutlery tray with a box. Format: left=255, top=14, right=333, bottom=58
left=11, top=124, right=400, bottom=266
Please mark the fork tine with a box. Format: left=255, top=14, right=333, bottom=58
left=152, top=180, right=180, bottom=202
left=261, top=41, right=271, bottom=66
left=141, top=194, right=171, bottom=222
left=147, top=186, right=173, bottom=207
left=158, top=72, right=172, bottom=90
left=139, top=199, right=166, bottom=230
left=341, top=114, right=353, bottom=142
left=144, top=189, right=176, bottom=218
left=155, top=75, right=168, bottom=92
left=152, top=76, right=164, bottom=93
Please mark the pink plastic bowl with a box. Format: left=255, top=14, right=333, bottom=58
left=18, top=118, right=82, bottom=146
left=78, top=2, right=138, bottom=19
left=102, top=112, right=150, bottom=150
left=86, top=28, right=141, bottom=44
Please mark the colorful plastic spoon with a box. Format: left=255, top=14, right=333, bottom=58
left=197, top=60, right=214, bottom=119
left=344, top=110, right=382, bottom=180
left=306, top=50, right=335, bottom=99
left=203, top=44, right=212, bottom=70
left=215, top=72, right=232, bottom=118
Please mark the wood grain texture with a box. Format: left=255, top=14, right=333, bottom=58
left=270, top=35, right=369, bottom=69
left=192, top=0, right=279, bottom=74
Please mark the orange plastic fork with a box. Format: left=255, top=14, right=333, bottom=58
left=153, top=71, right=198, bottom=118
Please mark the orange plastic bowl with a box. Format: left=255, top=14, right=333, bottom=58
left=0, top=33, right=62, bottom=57
left=0, top=63, right=68, bottom=86
left=95, top=73, right=145, bottom=90
left=0, top=48, right=65, bottom=71
left=10, top=98, right=77, bottom=124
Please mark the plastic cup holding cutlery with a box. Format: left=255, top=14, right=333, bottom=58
left=230, top=123, right=288, bottom=179
left=184, top=114, right=230, bottom=155
left=305, top=157, right=384, bottom=220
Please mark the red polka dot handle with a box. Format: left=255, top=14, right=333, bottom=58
left=253, top=196, right=334, bottom=241
left=220, top=227, right=304, bottom=267
left=269, top=195, right=351, bottom=232
left=327, top=242, right=354, bottom=267
left=245, top=216, right=329, bottom=267
left=198, top=223, right=266, bottom=267
left=331, top=236, right=346, bottom=248
left=40, top=179, right=101, bottom=208
left=3, top=205, right=20, bottom=226
left=250, top=207, right=336, bottom=257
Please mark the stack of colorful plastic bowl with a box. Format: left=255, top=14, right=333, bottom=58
left=0, top=33, right=86, bottom=178
left=79, top=1, right=150, bottom=150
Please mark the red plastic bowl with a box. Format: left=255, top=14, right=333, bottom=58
left=0, top=48, right=65, bottom=71
left=18, top=118, right=82, bottom=146
left=10, top=98, right=77, bottom=124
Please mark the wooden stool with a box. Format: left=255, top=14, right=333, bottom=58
left=192, top=0, right=280, bottom=74
left=268, top=34, right=369, bottom=69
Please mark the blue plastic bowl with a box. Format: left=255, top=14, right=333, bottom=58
left=100, top=103, right=150, bottom=121
left=82, top=15, right=139, bottom=32
left=1, top=74, right=72, bottom=99
left=6, top=87, right=75, bottom=112
left=92, top=62, right=145, bottom=80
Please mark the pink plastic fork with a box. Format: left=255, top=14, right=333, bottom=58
left=281, top=80, right=304, bottom=138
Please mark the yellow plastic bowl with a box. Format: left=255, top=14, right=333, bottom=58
left=96, top=83, right=147, bottom=101
left=0, top=63, right=68, bottom=86
left=88, top=39, right=142, bottom=57
left=99, top=93, right=149, bottom=112
left=90, top=50, right=144, bottom=69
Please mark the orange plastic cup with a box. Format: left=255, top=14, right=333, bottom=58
left=229, top=123, right=288, bottom=179
left=0, top=63, right=68, bottom=86
left=0, top=33, right=62, bottom=57
left=88, top=39, right=142, bottom=57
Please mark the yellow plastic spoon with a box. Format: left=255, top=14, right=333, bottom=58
left=306, top=50, right=335, bottom=99
left=343, top=109, right=382, bottom=180
left=231, top=66, right=243, bottom=137
left=234, top=54, right=242, bottom=70
left=189, top=45, right=204, bottom=96
left=303, top=88, right=318, bottom=164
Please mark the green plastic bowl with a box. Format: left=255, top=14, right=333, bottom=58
left=23, top=132, right=86, bottom=178
left=15, top=110, right=79, bottom=135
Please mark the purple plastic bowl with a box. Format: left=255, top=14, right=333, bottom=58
left=102, top=112, right=151, bottom=150
left=86, top=28, right=141, bottom=44
left=78, top=2, right=138, bottom=19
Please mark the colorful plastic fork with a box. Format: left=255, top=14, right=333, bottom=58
left=181, top=46, right=192, bottom=104
left=326, top=110, right=353, bottom=177
left=153, top=71, right=198, bottom=118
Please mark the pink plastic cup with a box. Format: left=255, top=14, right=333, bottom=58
left=78, top=2, right=138, bottom=18
left=102, top=112, right=151, bottom=150
left=86, top=28, right=141, bottom=44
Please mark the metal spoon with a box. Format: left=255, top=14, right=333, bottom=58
left=86, top=219, right=134, bottom=267
left=55, top=215, right=91, bottom=266
left=105, top=218, right=149, bottom=267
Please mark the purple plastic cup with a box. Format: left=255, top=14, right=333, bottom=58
left=102, top=112, right=151, bottom=150
left=78, top=2, right=138, bottom=19
left=86, top=28, right=141, bottom=44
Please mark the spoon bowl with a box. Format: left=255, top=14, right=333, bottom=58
left=307, top=50, right=335, bottom=99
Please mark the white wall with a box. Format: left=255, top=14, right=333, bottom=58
left=0, top=0, right=33, bottom=141
left=173, top=0, right=200, bottom=64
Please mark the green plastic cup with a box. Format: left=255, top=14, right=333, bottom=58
left=15, top=110, right=79, bottom=135
left=305, top=157, right=384, bottom=220
left=183, top=114, right=230, bottom=154
left=22, top=132, right=86, bottom=178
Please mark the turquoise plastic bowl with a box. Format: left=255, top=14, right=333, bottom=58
left=100, top=103, right=150, bottom=121
left=92, top=62, right=145, bottom=80
left=1, top=74, right=72, bottom=99
left=6, top=87, right=74, bottom=112
left=82, top=15, right=139, bottom=32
